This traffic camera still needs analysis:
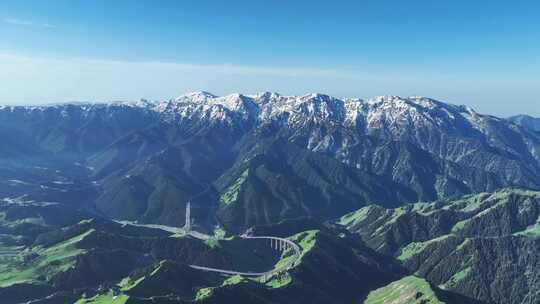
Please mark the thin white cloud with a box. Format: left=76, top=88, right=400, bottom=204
left=3, top=17, right=33, bottom=26
left=0, top=53, right=394, bottom=103
left=0, top=53, right=389, bottom=81
left=3, top=17, right=55, bottom=28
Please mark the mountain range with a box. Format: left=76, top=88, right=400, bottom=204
left=1, top=92, right=540, bottom=303
left=1, top=92, right=540, bottom=231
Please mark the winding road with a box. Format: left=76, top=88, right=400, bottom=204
left=115, top=220, right=301, bottom=279
left=189, top=235, right=301, bottom=278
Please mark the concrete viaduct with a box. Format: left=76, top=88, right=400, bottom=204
left=188, top=235, right=301, bottom=281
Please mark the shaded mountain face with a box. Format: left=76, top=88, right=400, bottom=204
left=340, top=189, right=540, bottom=304
left=509, top=115, right=540, bottom=132
left=1, top=93, right=540, bottom=232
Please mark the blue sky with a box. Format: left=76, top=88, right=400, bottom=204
left=0, top=0, right=539, bottom=116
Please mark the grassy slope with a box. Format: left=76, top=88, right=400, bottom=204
left=74, top=291, right=129, bottom=304
left=0, top=228, right=93, bottom=287
left=397, top=235, right=453, bottom=261
left=219, top=169, right=249, bottom=205
left=343, top=189, right=540, bottom=304
left=364, top=276, right=446, bottom=304
left=342, top=189, right=540, bottom=260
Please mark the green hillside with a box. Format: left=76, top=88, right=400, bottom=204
left=364, top=276, right=446, bottom=304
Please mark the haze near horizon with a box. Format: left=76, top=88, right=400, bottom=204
left=1, top=0, right=539, bottom=116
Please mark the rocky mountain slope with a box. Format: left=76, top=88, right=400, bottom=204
left=509, top=115, right=540, bottom=132
left=341, top=188, right=540, bottom=304
left=1, top=92, right=540, bottom=232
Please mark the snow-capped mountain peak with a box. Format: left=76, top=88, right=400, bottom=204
left=175, top=91, right=217, bottom=103
left=2, top=91, right=490, bottom=134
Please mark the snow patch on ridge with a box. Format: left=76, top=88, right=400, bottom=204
left=1, top=91, right=482, bottom=132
